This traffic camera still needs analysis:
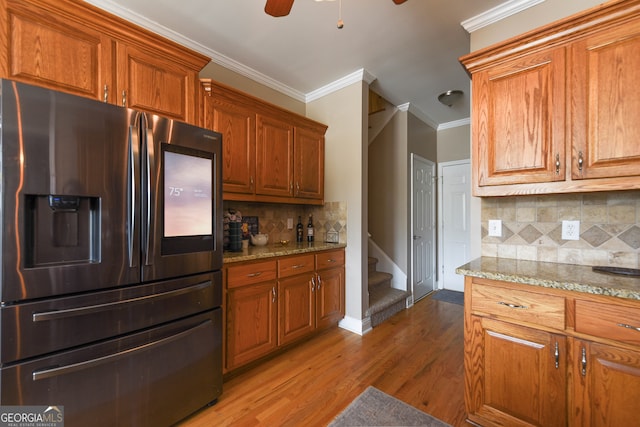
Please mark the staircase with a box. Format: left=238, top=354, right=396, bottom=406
left=366, top=257, right=410, bottom=327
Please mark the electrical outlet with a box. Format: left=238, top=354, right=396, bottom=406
left=562, top=220, right=580, bottom=240
left=287, top=218, right=293, bottom=230
left=488, top=219, right=502, bottom=237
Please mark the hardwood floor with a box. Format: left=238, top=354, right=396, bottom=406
left=179, top=295, right=469, bottom=426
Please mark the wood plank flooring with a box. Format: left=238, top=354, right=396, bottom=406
left=179, top=294, right=470, bottom=427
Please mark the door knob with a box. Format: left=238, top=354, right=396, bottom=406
left=413, top=235, right=422, bottom=240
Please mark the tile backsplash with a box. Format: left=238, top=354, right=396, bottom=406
left=223, top=201, right=347, bottom=245
left=481, top=191, right=640, bottom=268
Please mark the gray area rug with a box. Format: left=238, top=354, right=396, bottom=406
left=431, top=290, right=464, bottom=306
left=328, top=386, right=452, bottom=427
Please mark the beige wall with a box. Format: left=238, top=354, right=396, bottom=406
left=369, top=110, right=408, bottom=274
left=200, top=62, right=305, bottom=115
left=437, top=124, right=470, bottom=163
left=307, top=82, right=369, bottom=325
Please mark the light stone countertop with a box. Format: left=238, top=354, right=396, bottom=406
left=223, top=242, right=346, bottom=264
left=456, top=257, right=640, bottom=301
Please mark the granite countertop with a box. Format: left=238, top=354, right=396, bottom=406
left=223, top=242, right=346, bottom=264
left=456, top=257, right=640, bottom=300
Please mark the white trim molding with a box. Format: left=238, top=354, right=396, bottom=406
left=462, top=0, right=545, bottom=33
left=339, top=315, right=372, bottom=336
left=306, top=68, right=377, bottom=102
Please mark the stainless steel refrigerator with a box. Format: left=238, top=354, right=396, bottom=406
left=0, top=79, right=223, bottom=426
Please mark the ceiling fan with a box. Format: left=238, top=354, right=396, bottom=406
left=265, top=0, right=408, bottom=17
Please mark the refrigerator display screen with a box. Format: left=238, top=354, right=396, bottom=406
left=163, top=148, right=213, bottom=237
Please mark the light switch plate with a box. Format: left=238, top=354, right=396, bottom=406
left=562, top=220, right=580, bottom=240
left=287, top=218, right=293, bottom=229
left=488, top=220, right=502, bottom=237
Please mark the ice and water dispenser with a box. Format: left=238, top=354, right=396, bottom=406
left=25, top=194, right=100, bottom=267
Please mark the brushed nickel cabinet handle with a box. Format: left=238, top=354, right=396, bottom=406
left=272, top=287, right=276, bottom=303
left=555, top=153, right=561, bottom=175
left=617, top=323, right=640, bottom=332
left=292, top=264, right=306, bottom=269
left=578, top=151, right=584, bottom=172
left=311, top=277, right=316, bottom=292
left=103, top=84, right=109, bottom=102
left=122, top=90, right=127, bottom=107
left=554, top=341, right=559, bottom=369
left=581, top=347, right=587, bottom=376
left=247, top=271, right=262, bottom=278
left=497, top=301, right=528, bottom=309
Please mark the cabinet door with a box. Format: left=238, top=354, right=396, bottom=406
left=466, top=316, right=566, bottom=427
left=256, top=114, right=294, bottom=197
left=294, top=127, right=324, bottom=200
left=116, top=42, right=197, bottom=122
left=472, top=48, right=566, bottom=187
left=316, top=267, right=344, bottom=330
left=204, top=96, right=256, bottom=194
left=226, top=281, right=277, bottom=370
left=278, top=274, right=314, bottom=346
left=571, top=339, right=640, bottom=427
left=570, top=21, right=640, bottom=180
left=2, top=1, right=113, bottom=101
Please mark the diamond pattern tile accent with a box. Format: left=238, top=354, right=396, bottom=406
left=618, top=225, right=640, bottom=249
left=581, top=225, right=611, bottom=247
left=518, top=224, right=543, bottom=244
left=548, top=225, right=564, bottom=246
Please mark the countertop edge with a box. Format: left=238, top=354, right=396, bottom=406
left=456, top=257, right=640, bottom=301
left=223, top=243, right=346, bottom=264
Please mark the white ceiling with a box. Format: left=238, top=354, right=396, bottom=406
left=85, top=0, right=540, bottom=129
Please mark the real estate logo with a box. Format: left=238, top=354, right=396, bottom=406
left=0, top=406, right=63, bottom=427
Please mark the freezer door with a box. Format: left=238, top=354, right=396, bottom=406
left=1, top=271, right=221, bottom=363
left=141, top=115, right=223, bottom=282
left=0, top=80, right=141, bottom=302
left=1, top=309, right=222, bottom=427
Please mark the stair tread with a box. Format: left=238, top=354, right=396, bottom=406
left=366, top=287, right=410, bottom=317
left=368, top=271, right=393, bottom=287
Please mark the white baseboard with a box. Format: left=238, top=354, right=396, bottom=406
left=339, top=315, right=372, bottom=336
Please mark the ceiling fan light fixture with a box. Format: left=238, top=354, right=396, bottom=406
left=438, top=90, right=463, bottom=107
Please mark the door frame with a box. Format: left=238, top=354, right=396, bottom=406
left=410, top=154, right=436, bottom=303
left=437, top=159, right=471, bottom=291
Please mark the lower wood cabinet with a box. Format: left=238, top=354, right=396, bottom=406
left=225, top=248, right=344, bottom=372
left=464, top=276, right=640, bottom=427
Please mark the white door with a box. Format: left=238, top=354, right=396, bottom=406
left=438, top=161, right=471, bottom=292
left=411, top=154, right=435, bottom=301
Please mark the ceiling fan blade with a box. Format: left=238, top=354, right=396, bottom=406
left=265, top=0, right=295, bottom=17
left=392, top=0, right=408, bottom=4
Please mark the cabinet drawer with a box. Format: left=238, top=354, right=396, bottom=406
left=472, top=283, right=565, bottom=330
left=316, top=250, right=345, bottom=270
left=227, top=260, right=277, bottom=288
left=575, top=299, right=640, bottom=346
left=278, top=255, right=315, bottom=279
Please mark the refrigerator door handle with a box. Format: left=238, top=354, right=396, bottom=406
left=144, top=125, right=156, bottom=266
left=31, top=319, right=212, bottom=381
left=128, top=124, right=140, bottom=268
left=31, top=280, right=211, bottom=322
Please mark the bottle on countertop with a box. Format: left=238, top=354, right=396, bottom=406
left=307, top=214, right=314, bottom=243
left=296, top=216, right=304, bottom=243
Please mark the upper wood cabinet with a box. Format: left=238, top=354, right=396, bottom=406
left=461, top=0, right=640, bottom=196
left=569, top=20, right=640, bottom=180
left=256, top=113, right=295, bottom=198
left=0, top=0, right=209, bottom=124
left=201, top=79, right=327, bottom=205
left=472, top=48, right=566, bottom=187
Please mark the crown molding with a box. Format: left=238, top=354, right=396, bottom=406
left=438, top=117, right=471, bottom=131
left=306, top=69, right=377, bottom=102
left=461, top=0, right=545, bottom=33
left=396, top=103, right=439, bottom=130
